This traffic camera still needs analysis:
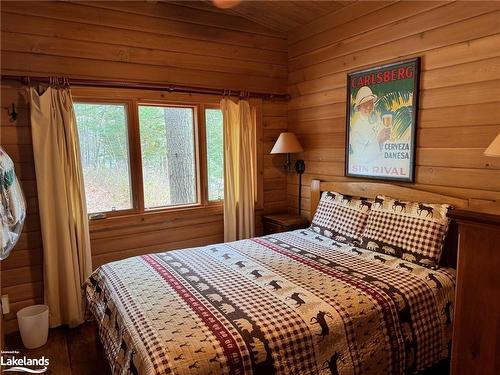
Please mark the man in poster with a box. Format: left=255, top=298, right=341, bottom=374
left=349, top=86, right=390, bottom=164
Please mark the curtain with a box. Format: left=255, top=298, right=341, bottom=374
left=28, top=84, right=92, bottom=328
left=221, top=98, right=256, bottom=242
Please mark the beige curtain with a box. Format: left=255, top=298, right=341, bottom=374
left=221, top=98, right=256, bottom=242
left=28, top=85, right=92, bottom=328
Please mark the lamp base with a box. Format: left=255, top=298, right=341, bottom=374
left=295, top=160, right=305, bottom=216
left=283, top=153, right=292, bottom=172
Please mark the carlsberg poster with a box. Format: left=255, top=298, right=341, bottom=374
left=346, top=58, right=420, bottom=182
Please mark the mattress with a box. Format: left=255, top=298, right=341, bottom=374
left=84, top=229, right=455, bottom=375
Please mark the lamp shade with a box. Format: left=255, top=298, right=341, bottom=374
left=270, top=132, right=304, bottom=154
left=485, top=132, right=500, bottom=157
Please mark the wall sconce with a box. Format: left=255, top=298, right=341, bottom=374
left=270, top=132, right=306, bottom=216
left=270, top=132, right=303, bottom=171
left=6, top=103, right=17, bottom=122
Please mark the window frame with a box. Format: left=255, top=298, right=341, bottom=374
left=202, top=104, right=225, bottom=206
left=72, top=87, right=263, bottom=228
left=73, top=98, right=139, bottom=218
left=137, top=101, right=203, bottom=211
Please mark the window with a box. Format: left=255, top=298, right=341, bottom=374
left=74, top=103, right=133, bottom=214
left=74, top=97, right=230, bottom=218
left=139, top=105, right=197, bottom=209
left=205, top=108, right=224, bottom=201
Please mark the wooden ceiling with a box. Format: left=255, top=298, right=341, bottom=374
left=172, top=1, right=350, bottom=33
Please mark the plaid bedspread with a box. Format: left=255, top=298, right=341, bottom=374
left=84, top=230, right=455, bottom=375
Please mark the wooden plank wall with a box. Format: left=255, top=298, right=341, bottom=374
left=0, top=84, right=42, bottom=337
left=287, top=1, right=500, bottom=218
left=0, top=1, right=288, bottom=334
left=1, top=1, right=287, bottom=93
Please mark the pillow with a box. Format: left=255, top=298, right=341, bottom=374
left=310, top=191, right=372, bottom=243
left=357, top=195, right=451, bottom=268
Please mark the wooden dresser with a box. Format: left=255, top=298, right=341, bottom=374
left=447, top=206, right=500, bottom=375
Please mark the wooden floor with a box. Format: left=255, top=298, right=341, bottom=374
left=4, top=321, right=449, bottom=374
left=4, top=322, right=110, bottom=375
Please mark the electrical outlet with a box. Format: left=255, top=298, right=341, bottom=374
left=1, top=294, right=10, bottom=315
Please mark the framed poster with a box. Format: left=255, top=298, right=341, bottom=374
left=345, top=58, right=420, bottom=182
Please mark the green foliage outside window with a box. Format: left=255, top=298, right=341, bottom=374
left=74, top=102, right=224, bottom=214
left=205, top=109, right=224, bottom=201
left=74, top=103, right=132, bottom=214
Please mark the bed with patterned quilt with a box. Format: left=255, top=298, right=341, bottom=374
left=84, top=229, right=455, bottom=375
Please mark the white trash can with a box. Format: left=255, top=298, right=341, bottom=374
left=17, top=304, right=49, bottom=349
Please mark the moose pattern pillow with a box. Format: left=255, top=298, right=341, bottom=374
left=310, top=191, right=372, bottom=244
left=358, top=195, right=451, bottom=268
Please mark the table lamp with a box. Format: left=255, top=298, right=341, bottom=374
left=484, top=132, right=500, bottom=157
left=270, top=132, right=306, bottom=216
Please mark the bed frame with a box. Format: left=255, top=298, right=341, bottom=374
left=310, top=179, right=469, bottom=269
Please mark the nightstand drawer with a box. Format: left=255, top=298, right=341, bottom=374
left=263, top=221, right=284, bottom=234
left=262, top=214, right=309, bottom=235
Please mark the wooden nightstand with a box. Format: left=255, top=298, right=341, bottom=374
left=262, top=213, right=309, bottom=235
left=447, top=206, right=500, bottom=375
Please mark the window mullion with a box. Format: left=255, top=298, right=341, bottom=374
left=198, top=104, right=208, bottom=206
left=128, top=99, right=145, bottom=213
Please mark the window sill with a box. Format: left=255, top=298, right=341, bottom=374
left=89, top=203, right=223, bottom=233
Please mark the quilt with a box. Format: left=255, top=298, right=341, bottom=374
left=84, top=230, right=455, bottom=375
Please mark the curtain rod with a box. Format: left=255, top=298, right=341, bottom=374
left=0, top=75, right=290, bottom=101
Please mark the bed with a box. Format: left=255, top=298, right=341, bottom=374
left=85, top=180, right=468, bottom=375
